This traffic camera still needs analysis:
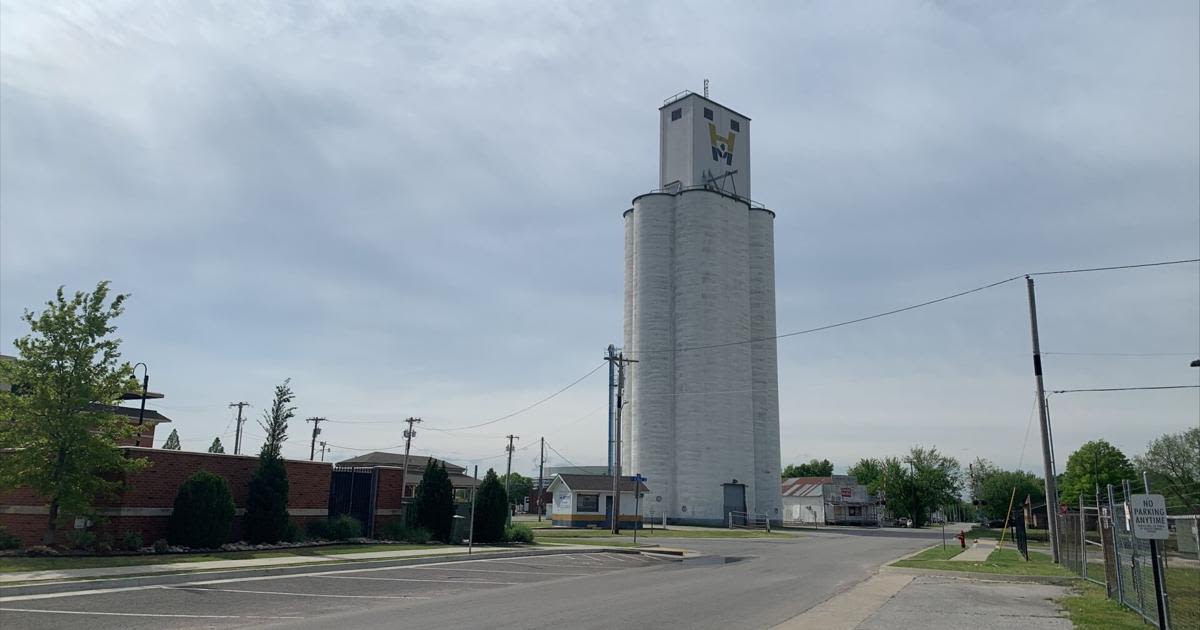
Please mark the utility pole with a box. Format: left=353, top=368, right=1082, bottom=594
left=505, top=435, right=519, bottom=526
left=537, top=437, right=545, bottom=522
left=606, top=344, right=617, bottom=475
left=1025, top=276, right=1061, bottom=563
left=400, top=417, right=422, bottom=520
left=318, top=441, right=329, bottom=462
left=605, top=351, right=637, bottom=534
left=306, top=417, right=326, bottom=461
left=229, top=402, right=251, bottom=455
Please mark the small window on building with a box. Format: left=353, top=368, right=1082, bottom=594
left=730, top=119, right=740, bottom=132
left=670, top=108, right=682, bottom=121
left=703, top=108, right=714, bottom=121
left=577, top=494, right=599, bottom=513
left=404, top=484, right=414, bottom=498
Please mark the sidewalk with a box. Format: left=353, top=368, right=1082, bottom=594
left=0, top=544, right=612, bottom=585
left=773, top=571, right=1071, bottom=630
left=952, top=538, right=995, bottom=561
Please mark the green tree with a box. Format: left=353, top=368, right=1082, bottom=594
left=472, top=469, right=508, bottom=543
left=207, top=437, right=225, bottom=454
left=972, top=459, right=1044, bottom=522
left=1059, top=439, right=1136, bottom=503
left=498, top=472, right=533, bottom=507
left=1134, top=428, right=1199, bottom=513
left=847, top=458, right=884, bottom=489
left=244, top=380, right=293, bottom=543
left=878, top=446, right=962, bottom=527
left=167, top=470, right=235, bottom=548
left=0, top=282, right=149, bottom=544
left=162, top=428, right=181, bottom=450
left=414, top=459, right=456, bottom=543
left=782, top=459, right=834, bottom=478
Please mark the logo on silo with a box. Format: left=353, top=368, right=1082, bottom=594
left=708, top=123, right=736, bottom=166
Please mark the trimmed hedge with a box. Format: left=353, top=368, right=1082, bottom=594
left=167, top=470, right=235, bottom=548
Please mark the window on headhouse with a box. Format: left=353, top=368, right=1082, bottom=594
left=671, top=108, right=682, bottom=121
left=730, top=119, right=740, bottom=132
left=703, top=108, right=714, bottom=120
left=404, top=484, right=414, bottom=497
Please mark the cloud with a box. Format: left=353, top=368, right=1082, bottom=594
left=2, top=0, right=1196, bottom=475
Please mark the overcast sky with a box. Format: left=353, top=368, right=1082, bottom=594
left=2, top=1, right=1197, bottom=479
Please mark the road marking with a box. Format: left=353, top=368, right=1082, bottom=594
left=583, top=553, right=612, bottom=564
left=0, top=552, right=645, bottom=603
left=0, top=585, right=161, bottom=603
left=163, top=586, right=431, bottom=600
left=317, top=575, right=518, bottom=585
left=0, top=607, right=302, bottom=619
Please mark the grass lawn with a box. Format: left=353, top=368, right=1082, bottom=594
left=1061, top=581, right=1151, bottom=630
left=1166, top=565, right=1199, bottom=628
left=969, top=527, right=1051, bottom=544
left=896, top=544, right=967, bottom=563
left=536, top=539, right=640, bottom=547
left=0, top=543, right=448, bottom=573
left=893, top=546, right=1076, bottom=577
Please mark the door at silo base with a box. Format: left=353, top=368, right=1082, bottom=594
left=723, top=483, right=747, bottom=525
left=605, top=495, right=614, bottom=528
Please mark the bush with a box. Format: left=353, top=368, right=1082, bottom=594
left=305, top=519, right=331, bottom=540
left=378, top=521, right=430, bottom=544
left=152, top=538, right=170, bottom=554
left=504, top=524, right=534, bottom=544
left=414, top=459, right=456, bottom=543
left=65, top=529, right=96, bottom=551
left=121, top=530, right=143, bottom=551
left=327, top=515, right=363, bottom=540
left=472, top=469, right=508, bottom=544
left=94, top=540, right=113, bottom=554
left=245, top=456, right=290, bottom=544
left=0, top=525, right=21, bottom=550
left=167, top=470, right=236, bottom=548
left=283, top=520, right=303, bottom=543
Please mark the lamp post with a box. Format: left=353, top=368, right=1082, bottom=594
left=132, top=362, right=149, bottom=447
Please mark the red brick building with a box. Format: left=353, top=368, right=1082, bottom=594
left=0, top=447, right=331, bottom=547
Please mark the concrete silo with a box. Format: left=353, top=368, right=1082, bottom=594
left=621, top=92, right=782, bottom=525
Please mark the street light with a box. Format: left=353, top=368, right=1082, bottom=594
left=132, top=362, right=149, bottom=447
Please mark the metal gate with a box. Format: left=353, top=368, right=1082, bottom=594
left=329, top=467, right=378, bottom=537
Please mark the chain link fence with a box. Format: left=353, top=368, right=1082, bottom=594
left=1056, top=477, right=1198, bottom=630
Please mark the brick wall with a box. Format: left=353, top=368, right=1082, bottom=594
left=0, top=447, right=331, bottom=548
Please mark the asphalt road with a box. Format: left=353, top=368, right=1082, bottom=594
left=0, top=527, right=948, bottom=630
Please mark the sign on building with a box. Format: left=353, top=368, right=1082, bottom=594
left=1128, top=494, right=1168, bottom=540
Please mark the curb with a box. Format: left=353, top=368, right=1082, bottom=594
left=0, top=544, right=674, bottom=587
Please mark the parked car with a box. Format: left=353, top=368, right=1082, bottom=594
left=896, top=517, right=911, bottom=528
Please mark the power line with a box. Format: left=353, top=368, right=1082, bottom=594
left=432, top=363, right=606, bottom=432
left=1027, top=258, right=1199, bottom=276
left=1043, top=352, right=1196, bottom=357
left=544, top=440, right=582, bottom=470
left=630, top=258, right=1199, bottom=356
left=1049, top=385, right=1199, bottom=394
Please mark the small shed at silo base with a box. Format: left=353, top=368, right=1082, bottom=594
left=547, top=474, right=650, bottom=529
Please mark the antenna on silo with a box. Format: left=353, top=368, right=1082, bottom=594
left=704, top=78, right=709, bottom=98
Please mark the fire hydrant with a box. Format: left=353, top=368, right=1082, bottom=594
left=956, top=530, right=967, bottom=549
